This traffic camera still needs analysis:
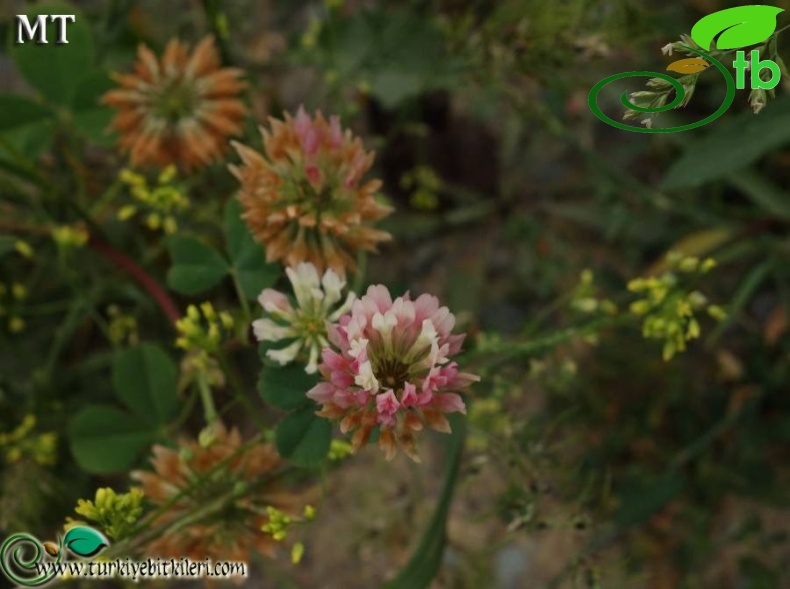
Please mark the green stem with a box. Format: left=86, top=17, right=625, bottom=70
left=88, top=179, right=123, bottom=219
left=166, top=388, right=199, bottom=435
left=42, top=298, right=84, bottom=380
left=201, top=0, right=232, bottom=64
left=59, top=253, right=114, bottom=344
left=196, top=373, right=218, bottom=425
left=352, top=250, right=367, bottom=294
left=467, top=315, right=630, bottom=367
left=231, top=270, right=252, bottom=328
left=217, top=351, right=268, bottom=431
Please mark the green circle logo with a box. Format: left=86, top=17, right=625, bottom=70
left=588, top=46, right=736, bottom=133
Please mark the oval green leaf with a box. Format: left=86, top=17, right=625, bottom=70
left=68, top=405, right=155, bottom=474
left=224, top=199, right=280, bottom=300
left=71, top=72, right=117, bottom=145
left=9, top=2, right=95, bottom=105
left=112, top=343, right=178, bottom=425
left=258, top=363, right=317, bottom=411
left=275, top=405, right=331, bottom=467
left=0, top=95, right=52, bottom=131
left=166, top=236, right=229, bottom=295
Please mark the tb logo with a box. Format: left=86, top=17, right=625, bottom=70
left=733, top=50, right=781, bottom=90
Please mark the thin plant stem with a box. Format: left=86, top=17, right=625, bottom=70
left=197, top=373, right=218, bottom=425
left=231, top=269, right=252, bottom=328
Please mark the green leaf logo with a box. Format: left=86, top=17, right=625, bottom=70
left=63, top=527, right=108, bottom=558
left=691, top=5, right=784, bottom=51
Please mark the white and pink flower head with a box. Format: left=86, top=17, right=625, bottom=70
left=307, top=284, right=479, bottom=461
left=253, top=262, right=355, bottom=374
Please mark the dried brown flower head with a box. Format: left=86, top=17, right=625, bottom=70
left=230, top=107, right=393, bottom=277
left=131, top=423, right=301, bottom=562
left=103, top=36, right=247, bottom=171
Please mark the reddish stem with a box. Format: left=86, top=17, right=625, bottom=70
left=88, top=236, right=180, bottom=325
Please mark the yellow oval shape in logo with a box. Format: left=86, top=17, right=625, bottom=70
left=666, top=58, right=710, bottom=73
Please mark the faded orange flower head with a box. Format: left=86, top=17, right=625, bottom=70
left=229, top=107, right=393, bottom=277
left=103, top=36, right=247, bottom=172
left=131, top=423, right=302, bottom=562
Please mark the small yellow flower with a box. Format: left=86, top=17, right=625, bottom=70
left=707, top=305, right=727, bottom=321
left=14, top=240, right=33, bottom=258
left=8, top=316, right=25, bottom=333
left=117, top=205, right=137, bottom=221
left=175, top=303, right=234, bottom=355
left=628, top=254, right=725, bottom=361
left=74, top=487, right=144, bottom=540
left=291, top=542, right=305, bottom=564
left=678, top=256, right=700, bottom=273
left=107, top=306, right=139, bottom=345
left=327, top=439, right=354, bottom=461
left=118, top=167, right=189, bottom=233
left=0, top=415, right=56, bottom=465
left=52, top=225, right=89, bottom=249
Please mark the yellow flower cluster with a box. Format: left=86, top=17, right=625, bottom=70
left=570, top=269, right=617, bottom=316
left=260, top=504, right=315, bottom=565
left=74, top=487, right=144, bottom=540
left=52, top=225, right=89, bottom=250
left=175, top=302, right=234, bottom=355
left=176, top=303, right=234, bottom=393
left=107, top=305, right=138, bottom=345
left=260, top=506, right=293, bottom=541
left=327, top=439, right=354, bottom=461
left=401, top=165, right=442, bottom=211
left=628, top=253, right=726, bottom=361
left=0, top=282, right=28, bottom=333
left=0, top=414, right=57, bottom=465
left=118, top=166, right=188, bottom=234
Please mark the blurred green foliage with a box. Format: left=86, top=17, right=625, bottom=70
left=2, top=0, right=790, bottom=587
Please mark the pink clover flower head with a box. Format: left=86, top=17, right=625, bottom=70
left=307, top=285, right=479, bottom=461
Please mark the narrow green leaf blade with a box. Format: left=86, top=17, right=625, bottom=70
left=662, top=97, right=790, bottom=190
left=384, top=414, right=466, bottom=589
left=709, top=259, right=773, bottom=343
left=725, top=170, right=790, bottom=221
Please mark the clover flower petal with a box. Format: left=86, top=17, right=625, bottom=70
left=307, top=285, right=479, bottom=461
